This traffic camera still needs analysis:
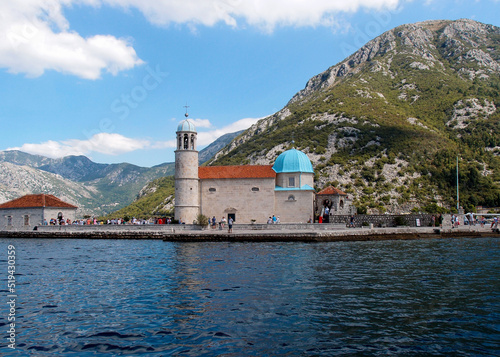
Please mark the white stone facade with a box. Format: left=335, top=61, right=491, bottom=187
left=0, top=207, right=76, bottom=231
left=274, top=190, right=315, bottom=223
left=200, top=177, right=276, bottom=224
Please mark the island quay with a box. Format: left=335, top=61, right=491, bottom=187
left=2, top=222, right=498, bottom=242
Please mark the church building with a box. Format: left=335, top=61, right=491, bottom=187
left=174, top=118, right=316, bottom=224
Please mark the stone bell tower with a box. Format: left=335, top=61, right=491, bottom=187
left=174, top=111, right=199, bottom=224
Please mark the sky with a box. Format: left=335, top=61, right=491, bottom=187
left=1, top=0, right=499, bottom=167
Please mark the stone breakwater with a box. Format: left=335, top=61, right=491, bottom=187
left=1, top=224, right=498, bottom=242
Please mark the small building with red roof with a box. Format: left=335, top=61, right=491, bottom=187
left=315, top=186, right=356, bottom=221
left=0, top=194, right=77, bottom=230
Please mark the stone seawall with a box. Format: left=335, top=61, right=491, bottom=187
left=328, top=214, right=437, bottom=227
left=1, top=224, right=498, bottom=242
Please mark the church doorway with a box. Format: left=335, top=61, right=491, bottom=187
left=228, top=213, right=236, bottom=223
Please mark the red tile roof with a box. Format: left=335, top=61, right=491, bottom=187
left=317, top=186, right=347, bottom=196
left=199, top=165, right=276, bottom=179
left=0, top=194, right=77, bottom=209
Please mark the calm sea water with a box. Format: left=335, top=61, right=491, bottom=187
left=0, top=237, right=498, bottom=356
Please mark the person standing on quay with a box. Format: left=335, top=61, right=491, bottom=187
left=228, top=217, right=233, bottom=233
left=492, top=216, right=499, bottom=229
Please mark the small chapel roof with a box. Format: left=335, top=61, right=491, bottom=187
left=317, top=186, right=348, bottom=196
left=0, top=194, right=77, bottom=209
left=177, top=119, right=196, bottom=132
left=199, top=165, right=276, bottom=179
left=272, top=149, right=314, bottom=174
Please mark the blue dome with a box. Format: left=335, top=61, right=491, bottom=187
left=272, top=149, right=314, bottom=174
left=177, top=119, right=196, bottom=132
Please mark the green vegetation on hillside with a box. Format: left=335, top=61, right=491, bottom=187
left=101, top=176, right=175, bottom=220
left=210, top=20, right=500, bottom=213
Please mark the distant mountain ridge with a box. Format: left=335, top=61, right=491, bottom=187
left=198, top=130, right=244, bottom=164
left=0, top=130, right=240, bottom=216
left=0, top=150, right=175, bottom=216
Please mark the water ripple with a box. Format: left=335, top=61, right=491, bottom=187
left=0, top=237, right=498, bottom=356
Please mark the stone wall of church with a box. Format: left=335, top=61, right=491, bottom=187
left=275, top=172, right=314, bottom=188
left=274, top=190, right=314, bottom=223
left=200, top=177, right=275, bottom=224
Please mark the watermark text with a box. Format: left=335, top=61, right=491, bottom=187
left=6, top=245, right=16, bottom=349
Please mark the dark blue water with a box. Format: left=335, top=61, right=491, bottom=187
left=0, top=237, right=498, bottom=356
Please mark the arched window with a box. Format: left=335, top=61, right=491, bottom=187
left=183, top=134, right=189, bottom=149
left=178, top=135, right=182, bottom=149
left=288, top=195, right=295, bottom=201
left=190, top=135, right=195, bottom=150
left=340, top=200, right=344, bottom=209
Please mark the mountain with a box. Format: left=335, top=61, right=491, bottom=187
left=0, top=133, right=237, bottom=216
left=0, top=151, right=175, bottom=216
left=0, top=161, right=99, bottom=216
left=199, top=130, right=244, bottom=164
left=3, top=19, right=499, bottom=217
left=208, top=19, right=500, bottom=214
left=102, top=176, right=176, bottom=220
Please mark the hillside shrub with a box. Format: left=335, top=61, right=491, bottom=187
left=196, top=214, right=209, bottom=227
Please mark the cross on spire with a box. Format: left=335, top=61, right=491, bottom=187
left=184, top=103, right=190, bottom=118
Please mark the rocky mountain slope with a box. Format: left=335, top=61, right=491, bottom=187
left=0, top=151, right=175, bottom=216
left=198, top=130, right=244, bottom=164
left=209, top=19, right=500, bottom=213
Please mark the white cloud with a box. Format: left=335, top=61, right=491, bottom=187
left=197, top=117, right=261, bottom=146
left=8, top=133, right=150, bottom=158
left=6, top=117, right=260, bottom=158
left=104, top=0, right=401, bottom=30
left=0, top=0, right=401, bottom=78
left=190, top=118, right=212, bottom=129
left=0, top=0, right=143, bottom=79
left=155, top=116, right=262, bottom=148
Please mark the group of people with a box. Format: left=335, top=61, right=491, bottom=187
left=449, top=214, right=499, bottom=228
left=211, top=216, right=233, bottom=233
left=44, top=218, right=96, bottom=225
left=430, top=214, right=444, bottom=227
left=44, top=217, right=178, bottom=225
left=267, top=215, right=280, bottom=224
left=45, top=218, right=73, bottom=225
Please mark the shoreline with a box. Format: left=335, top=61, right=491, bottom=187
left=1, top=225, right=498, bottom=242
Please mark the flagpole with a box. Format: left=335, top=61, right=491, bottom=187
left=456, top=156, right=459, bottom=211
